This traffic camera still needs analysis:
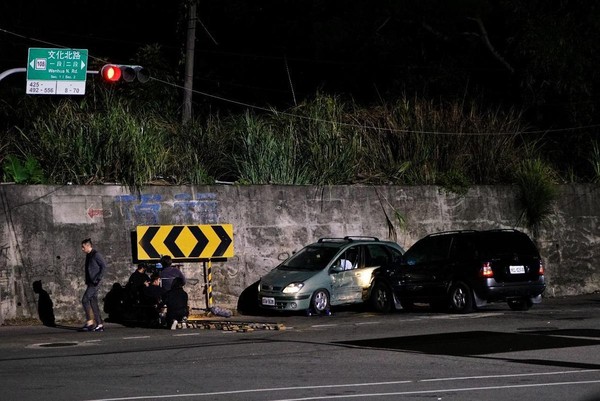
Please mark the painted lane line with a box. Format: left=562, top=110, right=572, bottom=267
left=269, top=380, right=600, bottom=401
left=355, top=321, right=381, bottom=326
left=311, top=324, right=338, bottom=328
left=174, top=333, right=201, bottom=337
left=122, top=336, right=150, bottom=340
left=84, top=380, right=414, bottom=401
left=420, top=369, right=600, bottom=382
left=85, top=379, right=600, bottom=401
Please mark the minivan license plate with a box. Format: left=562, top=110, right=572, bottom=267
left=262, top=297, right=275, bottom=306
left=509, top=265, right=525, bottom=274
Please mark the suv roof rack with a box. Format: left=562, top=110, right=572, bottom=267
left=317, top=237, right=347, bottom=243
left=317, top=236, right=380, bottom=243
left=344, top=236, right=379, bottom=241
left=427, top=230, right=477, bottom=237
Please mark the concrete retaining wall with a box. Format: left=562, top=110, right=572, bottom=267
left=1, top=184, right=598, bottom=324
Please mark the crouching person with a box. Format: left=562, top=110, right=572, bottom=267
left=163, top=277, right=188, bottom=330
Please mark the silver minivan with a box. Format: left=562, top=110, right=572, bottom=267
left=258, top=236, right=404, bottom=314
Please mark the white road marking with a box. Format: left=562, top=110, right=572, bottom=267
left=84, top=370, right=600, bottom=401
left=421, top=369, right=600, bottom=382
left=270, top=380, right=600, bottom=400
left=122, top=336, right=150, bottom=340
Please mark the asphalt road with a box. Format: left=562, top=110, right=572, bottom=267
left=1, top=295, right=599, bottom=401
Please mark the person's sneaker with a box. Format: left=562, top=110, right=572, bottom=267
left=92, top=324, right=104, bottom=332
left=170, top=320, right=178, bottom=330
left=78, top=324, right=94, bottom=332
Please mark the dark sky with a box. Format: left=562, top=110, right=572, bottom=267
left=0, top=1, right=507, bottom=107
left=1, top=1, right=599, bottom=126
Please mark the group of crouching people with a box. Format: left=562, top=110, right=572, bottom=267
left=104, top=255, right=189, bottom=329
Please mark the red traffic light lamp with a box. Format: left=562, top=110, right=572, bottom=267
left=100, top=65, right=122, bottom=82
left=100, top=64, right=149, bottom=83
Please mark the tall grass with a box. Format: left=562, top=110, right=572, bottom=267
left=2, top=90, right=536, bottom=189
left=231, top=111, right=311, bottom=184
left=514, top=158, right=558, bottom=235
left=27, top=100, right=169, bottom=189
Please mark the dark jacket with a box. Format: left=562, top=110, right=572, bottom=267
left=143, top=285, right=165, bottom=306
left=159, top=266, right=186, bottom=291
left=85, top=249, right=106, bottom=286
left=164, top=278, right=188, bottom=321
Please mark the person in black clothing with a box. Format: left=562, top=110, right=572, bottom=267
left=143, top=273, right=166, bottom=327
left=33, top=280, right=55, bottom=327
left=163, top=277, right=188, bottom=330
left=79, top=238, right=107, bottom=332
left=143, top=273, right=165, bottom=306
left=126, top=263, right=150, bottom=304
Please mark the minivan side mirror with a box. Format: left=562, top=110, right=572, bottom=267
left=330, top=264, right=344, bottom=273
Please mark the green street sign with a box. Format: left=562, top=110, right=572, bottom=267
left=26, top=48, right=88, bottom=95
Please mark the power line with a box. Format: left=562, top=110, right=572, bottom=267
left=3, top=26, right=600, bottom=137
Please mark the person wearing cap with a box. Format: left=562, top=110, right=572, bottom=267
left=158, top=255, right=186, bottom=291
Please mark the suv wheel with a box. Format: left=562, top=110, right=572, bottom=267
left=370, top=281, right=393, bottom=313
left=448, top=281, right=473, bottom=313
left=507, top=297, right=533, bottom=311
left=310, top=289, right=330, bottom=314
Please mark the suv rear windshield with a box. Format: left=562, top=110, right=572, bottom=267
left=480, top=231, right=539, bottom=257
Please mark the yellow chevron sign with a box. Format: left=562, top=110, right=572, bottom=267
left=136, top=224, right=233, bottom=261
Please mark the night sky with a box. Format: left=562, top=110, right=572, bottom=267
left=1, top=1, right=599, bottom=126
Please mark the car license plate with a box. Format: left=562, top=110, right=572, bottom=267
left=262, top=297, right=275, bottom=306
left=509, top=265, right=525, bottom=274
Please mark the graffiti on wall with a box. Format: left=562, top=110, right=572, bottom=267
left=173, top=193, right=218, bottom=224
left=115, top=193, right=218, bottom=225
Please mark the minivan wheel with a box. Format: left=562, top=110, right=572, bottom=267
left=310, top=289, right=330, bottom=314
left=370, top=281, right=393, bottom=313
left=507, top=297, right=533, bottom=311
left=448, top=281, right=474, bottom=313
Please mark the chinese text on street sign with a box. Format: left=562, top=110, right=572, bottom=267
left=26, top=48, right=88, bottom=95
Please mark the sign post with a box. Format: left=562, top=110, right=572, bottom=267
left=26, top=47, right=88, bottom=95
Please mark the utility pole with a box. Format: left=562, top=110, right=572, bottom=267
left=182, top=0, right=197, bottom=125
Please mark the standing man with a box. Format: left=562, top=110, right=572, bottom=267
left=79, top=238, right=107, bottom=332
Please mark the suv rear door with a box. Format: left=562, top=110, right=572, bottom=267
left=480, top=231, right=542, bottom=283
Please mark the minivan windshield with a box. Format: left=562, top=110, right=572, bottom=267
left=280, top=245, right=341, bottom=271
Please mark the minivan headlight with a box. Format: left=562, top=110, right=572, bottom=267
left=283, top=282, right=304, bottom=294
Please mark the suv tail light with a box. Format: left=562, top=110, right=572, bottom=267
left=480, top=262, right=494, bottom=278
left=538, top=260, right=545, bottom=275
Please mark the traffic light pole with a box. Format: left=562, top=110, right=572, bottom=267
left=0, top=68, right=25, bottom=82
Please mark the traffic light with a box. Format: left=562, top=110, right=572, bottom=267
left=100, top=64, right=150, bottom=83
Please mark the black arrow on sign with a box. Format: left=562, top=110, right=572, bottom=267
left=212, top=225, right=232, bottom=257
left=188, top=225, right=209, bottom=258
left=164, top=225, right=185, bottom=258
left=139, top=226, right=160, bottom=259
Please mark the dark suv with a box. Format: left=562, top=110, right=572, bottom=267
left=372, top=229, right=546, bottom=313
